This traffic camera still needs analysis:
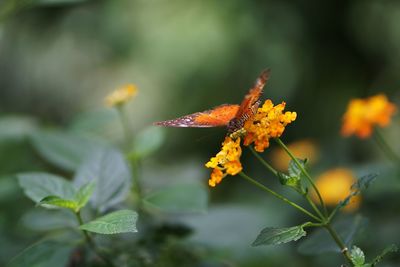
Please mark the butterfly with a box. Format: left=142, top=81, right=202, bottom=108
left=154, top=69, right=270, bottom=134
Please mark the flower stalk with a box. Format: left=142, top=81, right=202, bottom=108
left=373, top=128, right=400, bottom=165
left=275, top=138, right=328, bottom=216
left=75, top=211, right=115, bottom=267
left=238, top=172, right=322, bottom=222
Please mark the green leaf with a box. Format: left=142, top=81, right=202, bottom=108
left=17, top=172, right=76, bottom=203
left=351, top=173, right=377, bottom=191
left=333, top=174, right=377, bottom=214
left=30, top=130, right=103, bottom=171
left=350, top=246, right=366, bottom=266
left=74, top=182, right=95, bottom=210
left=39, top=196, right=78, bottom=211
left=287, top=158, right=307, bottom=178
left=130, top=126, right=165, bottom=159
left=79, top=210, right=138, bottom=234
left=277, top=172, right=301, bottom=189
left=73, top=148, right=131, bottom=212
left=252, top=225, right=306, bottom=246
left=7, top=240, right=73, bottom=267
left=69, top=108, right=120, bottom=142
left=21, top=209, right=77, bottom=231
left=143, top=183, right=208, bottom=213
left=0, top=115, right=38, bottom=142
left=370, top=244, right=398, bottom=266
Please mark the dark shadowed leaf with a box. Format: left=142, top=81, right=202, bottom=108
left=7, top=240, right=73, bottom=267
left=21, top=209, right=77, bottom=231
left=143, top=183, right=208, bottom=213
left=298, top=215, right=367, bottom=255
left=17, top=172, right=76, bottom=203
left=252, top=225, right=306, bottom=246
left=30, top=130, right=103, bottom=171
left=79, top=210, right=138, bottom=234
left=332, top=174, right=377, bottom=216
left=73, top=148, right=131, bottom=212
left=370, top=244, right=398, bottom=266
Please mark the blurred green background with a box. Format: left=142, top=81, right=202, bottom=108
left=0, top=0, right=399, bottom=266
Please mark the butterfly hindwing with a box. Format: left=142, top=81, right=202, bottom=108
left=154, top=104, right=240, bottom=127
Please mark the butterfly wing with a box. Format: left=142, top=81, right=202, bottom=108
left=227, top=69, right=270, bottom=133
left=235, top=69, right=270, bottom=119
left=154, top=104, right=240, bottom=128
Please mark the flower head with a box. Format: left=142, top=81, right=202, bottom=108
left=341, top=94, right=397, bottom=138
left=243, top=99, right=297, bottom=152
left=105, top=84, right=138, bottom=107
left=205, top=136, right=242, bottom=187
left=271, top=139, right=319, bottom=171
left=313, top=168, right=360, bottom=212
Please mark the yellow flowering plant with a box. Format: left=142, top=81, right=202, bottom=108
left=341, top=94, right=400, bottom=166
left=202, top=93, right=397, bottom=266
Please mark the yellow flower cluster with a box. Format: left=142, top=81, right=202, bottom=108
left=205, top=136, right=242, bottom=187
left=205, top=99, right=297, bottom=187
left=243, top=100, right=297, bottom=152
left=105, top=84, right=138, bottom=107
left=341, top=94, right=397, bottom=138
left=313, top=168, right=360, bottom=212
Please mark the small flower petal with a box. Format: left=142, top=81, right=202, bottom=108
left=105, top=84, right=138, bottom=107
left=205, top=136, right=242, bottom=187
left=243, top=100, right=296, bottom=152
left=341, top=94, right=397, bottom=138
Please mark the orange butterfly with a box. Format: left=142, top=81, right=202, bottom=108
left=154, top=69, right=270, bottom=134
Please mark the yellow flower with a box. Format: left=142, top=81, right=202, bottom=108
left=341, top=94, right=397, bottom=138
left=270, top=139, right=319, bottom=171
left=105, top=84, right=138, bottom=107
left=205, top=136, right=242, bottom=187
left=313, top=168, right=360, bottom=212
left=243, top=99, right=297, bottom=152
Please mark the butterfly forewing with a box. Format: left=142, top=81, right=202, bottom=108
left=235, top=69, right=270, bottom=120
left=154, top=104, right=240, bottom=127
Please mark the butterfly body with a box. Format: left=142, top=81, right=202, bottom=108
left=154, top=69, right=270, bottom=133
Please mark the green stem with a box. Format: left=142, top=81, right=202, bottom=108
left=248, top=146, right=278, bottom=176
left=130, top=157, right=143, bottom=208
left=374, top=129, right=400, bottom=165
left=238, top=172, right=322, bottom=222
left=75, top=211, right=95, bottom=248
left=304, top=194, right=325, bottom=221
left=324, top=224, right=353, bottom=265
left=275, top=138, right=328, bottom=216
left=248, top=146, right=326, bottom=220
left=116, top=105, right=133, bottom=146
left=116, top=105, right=143, bottom=205
left=75, top=212, right=115, bottom=267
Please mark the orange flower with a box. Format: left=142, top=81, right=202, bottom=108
left=243, top=99, right=297, bottom=152
left=313, top=168, right=360, bottom=212
left=105, top=84, right=138, bottom=107
left=271, top=139, right=319, bottom=171
left=341, top=94, right=397, bottom=138
left=205, top=136, right=242, bottom=187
